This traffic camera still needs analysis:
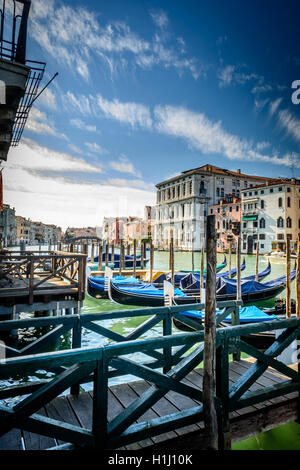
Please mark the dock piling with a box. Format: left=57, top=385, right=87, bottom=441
left=286, top=238, right=291, bottom=318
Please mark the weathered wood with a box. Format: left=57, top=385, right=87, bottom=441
left=228, top=241, right=232, bottom=279
left=200, top=240, right=204, bottom=290
left=203, top=214, right=218, bottom=450
left=286, top=237, right=291, bottom=318
left=105, top=241, right=109, bottom=268
left=133, top=239, right=137, bottom=279
left=170, top=233, right=174, bottom=286
left=296, top=233, right=300, bottom=318
left=111, top=243, right=115, bottom=268
left=255, top=242, right=259, bottom=282
left=98, top=242, right=103, bottom=271
left=150, top=239, right=154, bottom=284
left=91, top=243, right=95, bottom=263
left=236, top=236, right=241, bottom=301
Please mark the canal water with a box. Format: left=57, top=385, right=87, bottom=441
left=3, top=248, right=300, bottom=449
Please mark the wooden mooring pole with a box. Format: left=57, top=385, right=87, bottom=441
left=200, top=239, right=204, bottom=290
left=91, top=243, right=95, bottom=263
left=228, top=241, right=232, bottom=279
left=286, top=238, right=291, bottom=318
left=105, top=241, right=109, bottom=268
left=255, top=242, right=259, bottom=282
left=203, top=215, right=218, bottom=450
left=133, top=239, right=137, bottom=278
left=169, top=232, right=174, bottom=286
left=98, top=242, right=103, bottom=271
left=236, top=236, right=241, bottom=302
left=296, top=233, right=300, bottom=317
left=150, top=239, right=154, bottom=284
left=111, top=242, right=115, bottom=268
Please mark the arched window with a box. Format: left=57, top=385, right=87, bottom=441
left=278, top=197, right=282, bottom=208
left=286, top=217, right=292, bottom=228
left=261, top=200, right=265, bottom=209
left=277, top=217, right=284, bottom=228
left=259, top=218, right=265, bottom=229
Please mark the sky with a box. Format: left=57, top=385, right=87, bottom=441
left=3, top=0, right=300, bottom=231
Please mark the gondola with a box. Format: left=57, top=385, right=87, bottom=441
left=152, top=257, right=246, bottom=289
left=108, top=281, right=197, bottom=307
left=87, top=275, right=141, bottom=299
left=108, top=268, right=295, bottom=306
left=179, top=259, right=270, bottom=294
left=172, top=305, right=281, bottom=350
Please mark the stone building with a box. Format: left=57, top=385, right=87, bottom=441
left=208, top=195, right=241, bottom=252
left=154, top=164, right=278, bottom=251
left=0, top=204, right=17, bottom=246
left=241, top=179, right=300, bottom=254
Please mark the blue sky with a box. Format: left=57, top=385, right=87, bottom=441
left=4, top=0, right=300, bottom=230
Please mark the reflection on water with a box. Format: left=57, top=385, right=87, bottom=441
left=2, top=250, right=299, bottom=448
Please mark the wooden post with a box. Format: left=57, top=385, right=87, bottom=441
left=150, top=239, right=154, bottom=284
left=98, top=242, right=103, bottom=271
left=119, top=239, right=123, bottom=275
left=200, top=240, right=204, bottom=290
left=296, top=233, right=300, bottom=317
left=255, top=242, right=259, bottom=282
left=91, top=243, right=95, bottom=263
left=133, top=239, right=137, bottom=279
left=141, top=240, right=145, bottom=269
left=228, top=240, right=232, bottom=279
left=111, top=242, right=115, bottom=268
left=203, top=215, right=218, bottom=450
left=105, top=241, right=109, bottom=268
left=170, top=233, right=174, bottom=286
left=127, top=243, right=130, bottom=256
left=236, top=236, right=241, bottom=301
left=286, top=238, right=291, bottom=318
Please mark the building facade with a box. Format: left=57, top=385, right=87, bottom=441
left=0, top=204, right=17, bottom=246
left=155, top=164, right=278, bottom=251
left=209, top=195, right=241, bottom=252
left=241, top=179, right=300, bottom=254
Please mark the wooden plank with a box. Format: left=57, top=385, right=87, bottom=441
left=23, top=407, right=56, bottom=450
left=129, top=380, right=178, bottom=442
left=0, top=428, right=23, bottom=450
left=45, top=396, right=81, bottom=446
left=109, top=382, right=154, bottom=448
left=67, top=392, right=93, bottom=430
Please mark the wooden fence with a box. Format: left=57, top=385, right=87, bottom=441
left=0, top=302, right=299, bottom=449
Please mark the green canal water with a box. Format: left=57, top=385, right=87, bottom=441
left=4, top=248, right=300, bottom=449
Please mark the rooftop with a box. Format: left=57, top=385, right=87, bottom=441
left=156, top=164, right=281, bottom=187
left=241, top=178, right=300, bottom=192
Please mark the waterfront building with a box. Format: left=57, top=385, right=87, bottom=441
left=64, top=227, right=97, bottom=243
left=0, top=204, right=17, bottom=246
left=154, top=164, right=278, bottom=251
left=241, top=178, right=300, bottom=254
left=209, top=195, right=241, bottom=252
left=16, top=215, right=31, bottom=245
left=144, top=206, right=155, bottom=239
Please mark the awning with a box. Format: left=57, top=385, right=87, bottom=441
left=242, top=215, right=258, bottom=221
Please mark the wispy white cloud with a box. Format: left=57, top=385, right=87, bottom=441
left=154, top=104, right=300, bottom=168
left=70, top=118, right=97, bottom=132
left=218, top=64, right=262, bottom=88
left=269, top=97, right=283, bottom=116
left=96, top=93, right=153, bottom=128
left=84, top=142, right=107, bottom=154
left=4, top=139, right=154, bottom=230
left=30, top=0, right=203, bottom=81
left=109, top=156, right=141, bottom=177
left=277, top=108, right=300, bottom=145
left=26, top=108, right=68, bottom=140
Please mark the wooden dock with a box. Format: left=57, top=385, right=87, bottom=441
left=0, top=359, right=298, bottom=451
left=0, top=302, right=299, bottom=451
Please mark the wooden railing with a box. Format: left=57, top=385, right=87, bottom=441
left=0, top=303, right=299, bottom=449
left=0, top=251, right=87, bottom=303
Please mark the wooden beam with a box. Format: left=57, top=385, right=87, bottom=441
left=255, top=242, right=259, bottom=282
left=296, top=233, right=300, bottom=318
left=203, top=215, right=218, bottom=450
left=228, top=241, right=232, bottom=279
left=200, top=240, right=204, bottom=290
left=236, top=237, right=241, bottom=301
left=286, top=237, right=291, bottom=318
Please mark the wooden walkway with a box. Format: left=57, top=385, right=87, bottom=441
left=1, top=360, right=298, bottom=451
